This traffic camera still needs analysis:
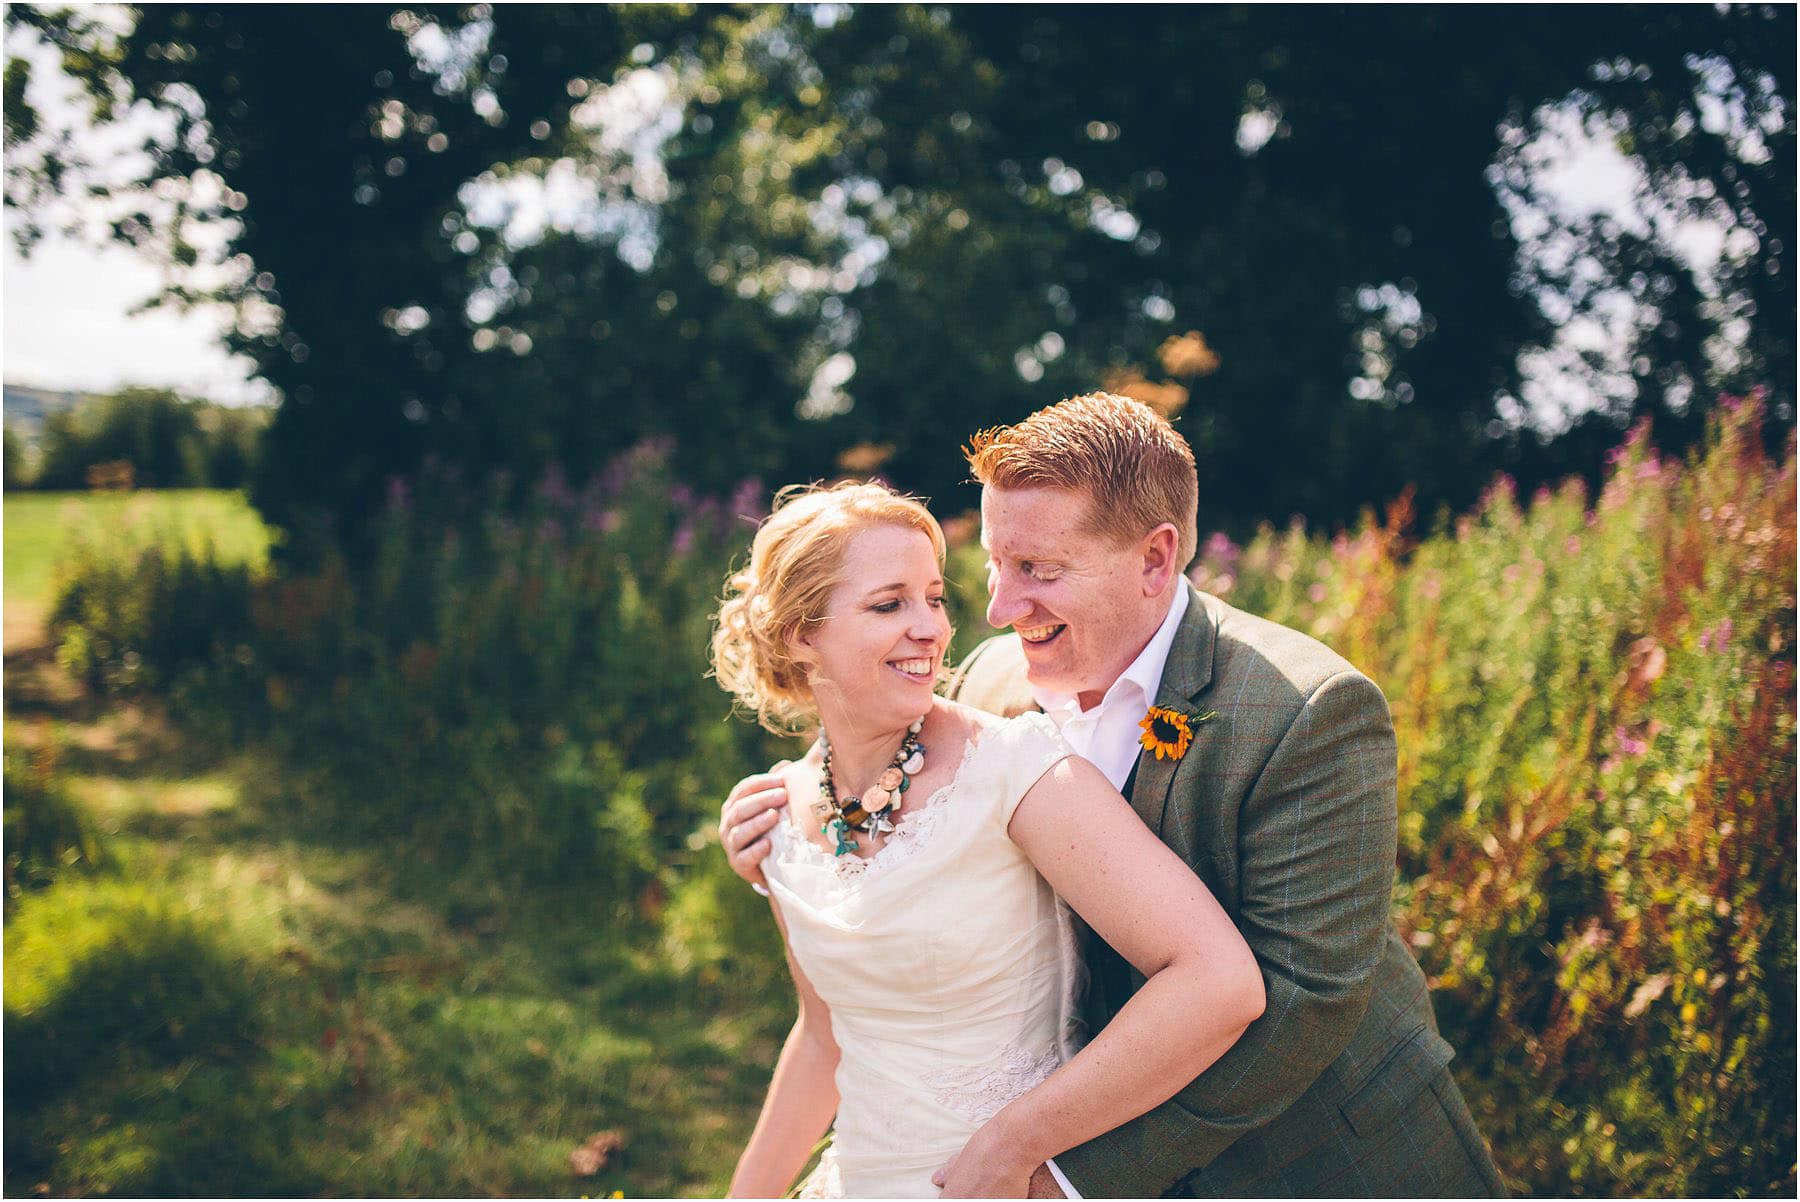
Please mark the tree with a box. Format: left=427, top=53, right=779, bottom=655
left=7, top=5, right=1791, bottom=548
left=3, top=422, right=29, bottom=489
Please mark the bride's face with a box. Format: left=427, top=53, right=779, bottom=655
left=798, top=523, right=950, bottom=730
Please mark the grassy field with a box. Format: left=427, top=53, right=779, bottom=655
left=8, top=425, right=1793, bottom=1196
left=4, top=490, right=274, bottom=649
left=4, top=491, right=785, bottom=1197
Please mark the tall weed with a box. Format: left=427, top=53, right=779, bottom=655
left=1172, top=394, right=1793, bottom=1195
left=47, top=401, right=1793, bottom=1194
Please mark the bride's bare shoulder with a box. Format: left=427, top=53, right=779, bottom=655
left=927, top=696, right=1008, bottom=745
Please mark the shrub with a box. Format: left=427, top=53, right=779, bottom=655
left=51, top=402, right=1793, bottom=1194
left=49, top=529, right=257, bottom=695
left=1169, top=393, right=1793, bottom=1196
left=49, top=442, right=791, bottom=906
left=29, top=388, right=267, bottom=491
left=3, top=749, right=108, bottom=902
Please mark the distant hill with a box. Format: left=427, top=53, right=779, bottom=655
left=4, top=383, right=96, bottom=441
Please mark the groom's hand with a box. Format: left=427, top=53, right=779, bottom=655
left=1026, top=1163, right=1067, bottom=1198
left=930, top=1129, right=1043, bottom=1198
left=719, top=767, right=791, bottom=888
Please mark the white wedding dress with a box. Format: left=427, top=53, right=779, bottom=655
left=762, top=712, right=1086, bottom=1199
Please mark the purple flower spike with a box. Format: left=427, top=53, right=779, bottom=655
left=538, top=464, right=574, bottom=508
left=730, top=478, right=765, bottom=522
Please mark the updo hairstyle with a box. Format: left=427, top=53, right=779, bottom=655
left=711, top=480, right=949, bottom=734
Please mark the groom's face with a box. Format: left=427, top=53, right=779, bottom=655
left=980, top=484, right=1161, bottom=709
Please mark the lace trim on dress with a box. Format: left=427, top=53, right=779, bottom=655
left=794, top=1147, right=843, bottom=1199
left=774, top=731, right=988, bottom=880
left=919, top=1039, right=1062, bottom=1124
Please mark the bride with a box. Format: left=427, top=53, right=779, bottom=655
left=711, top=482, right=1264, bottom=1199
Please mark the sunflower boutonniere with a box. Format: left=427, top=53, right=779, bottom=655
left=1139, top=704, right=1215, bottom=762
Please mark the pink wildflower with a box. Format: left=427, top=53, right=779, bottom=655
left=729, top=478, right=764, bottom=522
left=1203, top=531, right=1240, bottom=567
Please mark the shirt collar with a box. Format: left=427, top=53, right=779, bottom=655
left=1031, top=585, right=1191, bottom=719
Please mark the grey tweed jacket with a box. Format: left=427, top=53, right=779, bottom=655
left=948, top=584, right=1503, bottom=1198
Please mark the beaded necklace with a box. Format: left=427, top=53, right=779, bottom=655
left=816, top=718, right=926, bottom=856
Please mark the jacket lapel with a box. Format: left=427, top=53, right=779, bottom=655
left=1127, top=583, right=1219, bottom=834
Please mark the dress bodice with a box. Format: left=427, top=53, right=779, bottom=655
left=763, top=712, right=1083, bottom=1197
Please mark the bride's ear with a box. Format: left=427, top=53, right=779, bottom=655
left=787, top=622, right=818, bottom=666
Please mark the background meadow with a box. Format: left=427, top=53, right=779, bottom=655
left=7, top=398, right=1791, bottom=1197
left=4, top=4, right=1794, bottom=1197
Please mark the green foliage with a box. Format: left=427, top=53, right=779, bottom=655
left=0, top=708, right=787, bottom=1197
left=51, top=442, right=789, bottom=896
left=662, top=836, right=787, bottom=977
left=4, top=423, right=28, bottom=489
left=36, top=402, right=1794, bottom=1194
left=1174, top=394, right=1794, bottom=1196
left=3, top=750, right=109, bottom=901
left=8, top=6, right=1790, bottom=555
left=25, top=388, right=267, bottom=491
left=49, top=526, right=258, bottom=694
left=4, top=878, right=261, bottom=1103
left=4, top=488, right=273, bottom=621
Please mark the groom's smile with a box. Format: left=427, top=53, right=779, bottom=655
left=979, top=484, right=1172, bottom=711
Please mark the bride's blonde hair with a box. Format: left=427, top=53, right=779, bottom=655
left=711, top=481, right=949, bottom=735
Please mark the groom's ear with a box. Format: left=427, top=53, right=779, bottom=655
left=1140, top=522, right=1181, bottom=595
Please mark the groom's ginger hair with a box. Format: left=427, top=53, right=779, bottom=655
left=965, top=392, right=1199, bottom=567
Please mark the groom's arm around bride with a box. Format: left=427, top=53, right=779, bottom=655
left=954, top=588, right=1504, bottom=1198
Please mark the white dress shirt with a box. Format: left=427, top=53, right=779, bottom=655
left=1032, top=584, right=1190, bottom=789
left=1033, top=584, right=1189, bottom=1200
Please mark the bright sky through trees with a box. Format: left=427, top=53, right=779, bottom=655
left=0, top=8, right=1777, bottom=434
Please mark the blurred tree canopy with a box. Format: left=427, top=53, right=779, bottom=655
left=5, top=4, right=1792, bottom=558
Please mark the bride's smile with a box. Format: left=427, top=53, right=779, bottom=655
left=795, top=522, right=951, bottom=742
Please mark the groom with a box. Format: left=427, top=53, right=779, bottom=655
left=718, top=393, right=1503, bottom=1197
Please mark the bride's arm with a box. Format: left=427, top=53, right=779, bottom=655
left=938, top=755, right=1266, bottom=1198
left=728, top=898, right=842, bottom=1198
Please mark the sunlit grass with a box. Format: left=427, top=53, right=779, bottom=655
left=4, top=489, right=274, bottom=625
left=9, top=402, right=1790, bottom=1196
left=4, top=694, right=787, bottom=1198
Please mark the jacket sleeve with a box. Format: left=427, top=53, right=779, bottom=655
left=1053, top=670, right=1400, bottom=1197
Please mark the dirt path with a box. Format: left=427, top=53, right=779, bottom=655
left=4, top=600, right=47, bottom=656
